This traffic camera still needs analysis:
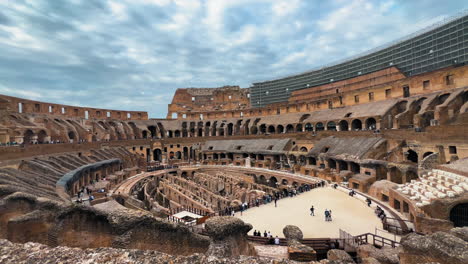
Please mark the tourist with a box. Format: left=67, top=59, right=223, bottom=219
left=268, top=231, right=271, bottom=238
left=328, top=210, right=333, bottom=221
left=366, top=198, right=372, bottom=207
left=263, top=231, right=267, bottom=237
left=325, top=209, right=329, bottom=221
left=274, top=198, right=278, bottom=207
left=310, top=205, right=315, bottom=216
left=231, top=210, right=235, bottom=216
left=274, top=236, right=280, bottom=245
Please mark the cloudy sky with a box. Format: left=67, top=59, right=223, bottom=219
left=0, top=0, right=466, bottom=117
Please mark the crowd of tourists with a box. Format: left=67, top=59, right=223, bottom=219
left=252, top=230, right=281, bottom=245
left=221, top=181, right=326, bottom=216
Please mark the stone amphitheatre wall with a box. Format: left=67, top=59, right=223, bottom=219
left=0, top=194, right=210, bottom=255
left=0, top=94, right=148, bottom=120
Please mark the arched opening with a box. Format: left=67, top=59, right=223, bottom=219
left=351, top=119, right=362, bottom=130
left=423, top=152, right=434, bottom=159
left=338, top=120, right=349, bottom=131
left=250, top=126, right=258, bottom=135
left=175, top=151, right=181, bottom=159
left=259, top=175, right=267, bottom=184
left=23, top=129, right=35, bottom=144
left=308, top=157, right=317, bottom=165
left=213, top=153, right=219, bottom=160
left=350, top=162, right=360, bottom=174
left=328, top=159, right=337, bottom=169
left=269, top=176, right=278, bottom=188
left=296, top=124, right=303, bottom=132
left=198, top=128, right=203, bottom=137
left=148, top=126, right=157, bottom=138
left=300, top=147, right=308, bottom=152
left=315, top=122, right=324, bottom=131
left=183, top=147, right=189, bottom=160
left=153, top=149, right=162, bottom=162
left=268, top=125, right=275, bottom=133
left=37, top=130, right=48, bottom=143
left=327, top=121, right=337, bottom=131
left=365, top=118, right=377, bottom=130
left=257, top=154, right=264, bottom=160
left=142, top=130, right=148, bottom=139
left=286, top=124, right=294, bottom=133
left=227, top=123, right=234, bottom=136
left=169, top=151, right=174, bottom=159
left=174, top=130, right=181, bottom=137
left=68, top=131, right=76, bottom=141
left=338, top=160, right=348, bottom=171
left=450, top=203, right=468, bottom=227
left=406, top=149, right=418, bottom=163
left=305, top=123, right=313, bottom=132
left=389, top=167, right=403, bottom=184
left=281, top=179, right=289, bottom=185
left=220, top=153, right=226, bottom=159
left=167, top=130, right=173, bottom=138
left=277, top=125, right=284, bottom=133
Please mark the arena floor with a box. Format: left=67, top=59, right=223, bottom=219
left=237, top=187, right=393, bottom=239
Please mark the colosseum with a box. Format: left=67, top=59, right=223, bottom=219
left=0, top=6, right=467, bottom=264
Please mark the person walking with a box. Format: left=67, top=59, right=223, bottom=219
left=328, top=210, right=333, bottom=221
left=310, top=205, right=315, bottom=216
left=324, top=209, right=329, bottom=221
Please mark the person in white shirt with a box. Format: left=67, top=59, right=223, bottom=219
left=274, top=236, right=280, bottom=245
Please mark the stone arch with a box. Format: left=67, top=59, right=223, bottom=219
left=351, top=119, right=362, bottom=130
left=142, top=130, right=148, bottom=139
left=450, top=203, right=468, bottom=227
left=169, top=151, right=174, bottom=159
left=296, top=124, right=303, bottom=132
left=259, top=124, right=266, bottom=134
left=277, top=125, right=284, bottom=133
left=300, top=147, right=308, bottom=152
left=23, top=129, right=35, bottom=144
left=37, top=130, right=48, bottom=143
left=259, top=175, right=267, bottom=184
left=167, top=130, right=173, bottom=138
left=308, top=157, right=317, bottom=165
left=315, top=122, right=324, bottom=131
left=338, top=120, right=349, bottom=131
left=68, top=131, right=76, bottom=141
left=268, top=125, right=275, bottom=133
left=174, top=130, right=181, bottom=137
left=269, top=176, right=278, bottom=188
left=148, top=125, right=157, bottom=138
left=299, top=114, right=310, bottom=123
left=389, top=167, right=403, bottom=184
left=183, top=147, right=189, bottom=160
left=350, top=162, right=360, bottom=174
left=175, top=151, right=181, bottom=159
left=250, top=126, right=258, bottom=135
left=281, top=179, right=289, bottom=185
left=423, top=152, right=434, bottom=159
left=407, top=149, right=418, bottom=163
left=153, top=149, right=162, bottom=162
left=304, top=123, right=313, bottom=132
left=227, top=123, right=234, bottom=136
left=326, top=121, right=337, bottom=131
left=365, top=118, right=377, bottom=130
left=286, top=124, right=294, bottom=133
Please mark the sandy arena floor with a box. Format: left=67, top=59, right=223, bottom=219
left=237, top=187, right=387, bottom=239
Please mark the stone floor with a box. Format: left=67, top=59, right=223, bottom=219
left=238, top=187, right=398, bottom=240
left=254, top=245, right=288, bottom=260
